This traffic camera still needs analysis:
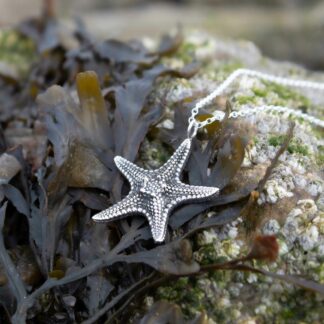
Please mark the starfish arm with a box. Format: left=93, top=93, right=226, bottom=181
left=144, top=196, right=169, bottom=242
left=165, top=182, right=219, bottom=207
left=157, top=138, right=192, bottom=180
left=114, top=156, right=147, bottom=188
left=92, top=192, right=141, bottom=221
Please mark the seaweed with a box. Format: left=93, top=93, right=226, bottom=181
left=0, top=9, right=323, bottom=324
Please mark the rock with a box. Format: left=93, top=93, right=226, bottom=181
left=153, top=31, right=324, bottom=323
left=262, top=219, right=281, bottom=235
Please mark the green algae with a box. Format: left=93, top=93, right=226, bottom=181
left=194, top=243, right=219, bottom=265
left=156, top=269, right=324, bottom=323
left=251, top=86, right=267, bottom=98
left=156, top=277, right=205, bottom=318
left=0, top=30, right=36, bottom=78
left=157, top=275, right=230, bottom=321
left=218, top=61, right=243, bottom=74
left=278, top=289, right=324, bottom=323
left=268, top=135, right=309, bottom=156
left=316, top=145, right=324, bottom=167
left=139, top=139, right=174, bottom=169
left=195, top=243, right=228, bottom=265
left=262, top=81, right=311, bottom=108
left=174, top=41, right=197, bottom=64
left=237, top=81, right=313, bottom=110
left=235, top=94, right=257, bottom=105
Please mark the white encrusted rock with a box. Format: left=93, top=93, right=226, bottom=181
left=299, top=226, right=319, bottom=251
left=262, top=219, right=281, bottom=235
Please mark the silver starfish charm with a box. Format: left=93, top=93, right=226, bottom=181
left=92, top=139, right=219, bottom=242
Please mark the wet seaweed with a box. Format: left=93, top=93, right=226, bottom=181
left=0, top=11, right=323, bottom=324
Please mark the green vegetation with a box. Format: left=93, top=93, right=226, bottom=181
left=263, top=81, right=311, bottom=107
left=268, top=135, right=309, bottom=156
left=252, top=86, right=267, bottom=97
left=157, top=277, right=204, bottom=318
left=0, top=30, right=36, bottom=77
left=157, top=275, right=232, bottom=321
left=235, top=94, right=257, bottom=105
left=195, top=243, right=220, bottom=265
left=175, top=41, right=197, bottom=64
left=316, top=145, right=324, bottom=167
left=218, top=61, right=243, bottom=74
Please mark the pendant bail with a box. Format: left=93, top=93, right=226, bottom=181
left=187, top=119, right=198, bottom=138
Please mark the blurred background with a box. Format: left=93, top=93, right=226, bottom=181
left=0, top=0, right=324, bottom=70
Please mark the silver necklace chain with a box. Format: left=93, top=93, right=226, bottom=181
left=187, top=68, right=324, bottom=137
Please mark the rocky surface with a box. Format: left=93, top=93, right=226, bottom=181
left=143, top=31, right=324, bottom=323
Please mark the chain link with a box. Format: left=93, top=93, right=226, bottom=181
left=187, top=68, right=324, bottom=136
left=229, top=105, right=324, bottom=128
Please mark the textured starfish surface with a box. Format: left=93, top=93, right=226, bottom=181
left=92, top=139, right=219, bottom=242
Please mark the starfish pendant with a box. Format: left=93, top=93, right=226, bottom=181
left=92, top=139, right=219, bottom=242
